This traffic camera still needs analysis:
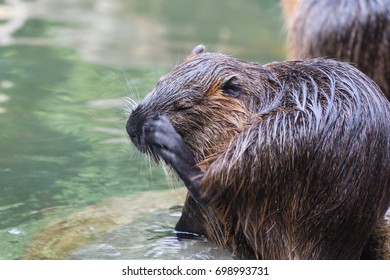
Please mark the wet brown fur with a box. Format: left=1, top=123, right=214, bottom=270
left=282, top=0, right=390, bottom=99
left=127, top=48, right=390, bottom=259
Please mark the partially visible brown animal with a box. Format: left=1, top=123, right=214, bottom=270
left=282, top=0, right=390, bottom=99
left=282, top=0, right=390, bottom=259
left=126, top=45, right=390, bottom=259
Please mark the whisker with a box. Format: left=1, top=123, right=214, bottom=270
left=123, top=96, right=138, bottom=111
left=161, top=163, right=180, bottom=190
left=123, top=71, right=142, bottom=103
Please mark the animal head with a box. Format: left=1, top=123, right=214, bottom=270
left=126, top=45, right=264, bottom=162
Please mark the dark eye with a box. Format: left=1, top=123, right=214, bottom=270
left=174, top=100, right=192, bottom=112
left=221, top=75, right=241, bottom=98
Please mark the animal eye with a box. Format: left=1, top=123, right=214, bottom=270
left=221, top=75, right=241, bottom=98
left=174, top=100, right=192, bottom=112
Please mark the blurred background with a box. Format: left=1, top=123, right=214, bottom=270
left=0, top=0, right=285, bottom=259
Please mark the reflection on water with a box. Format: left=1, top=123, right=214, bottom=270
left=69, top=206, right=233, bottom=260
left=0, top=0, right=284, bottom=259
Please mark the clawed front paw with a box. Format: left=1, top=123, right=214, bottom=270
left=142, top=115, right=207, bottom=206
left=143, top=114, right=193, bottom=167
left=143, top=115, right=181, bottom=151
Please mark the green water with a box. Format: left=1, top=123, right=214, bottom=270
left=0, top=0, right=284, bottom=259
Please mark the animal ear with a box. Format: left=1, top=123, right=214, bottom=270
left=221, top=75, right=241, bottom=98
left=186, top=45, right=206, bottom=60
left=191, top=44, right=206, bottom=55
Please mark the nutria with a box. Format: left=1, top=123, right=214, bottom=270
left=126, top=45, right=390, bottom=259
left=282, top=0, right=390, bottom=99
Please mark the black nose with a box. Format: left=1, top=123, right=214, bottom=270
left=126, top=117, right=137, bottom=140
left=126, top=105, right=144, bottom=144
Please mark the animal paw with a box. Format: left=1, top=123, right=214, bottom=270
left=143, top=115, right=208, bottom=205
